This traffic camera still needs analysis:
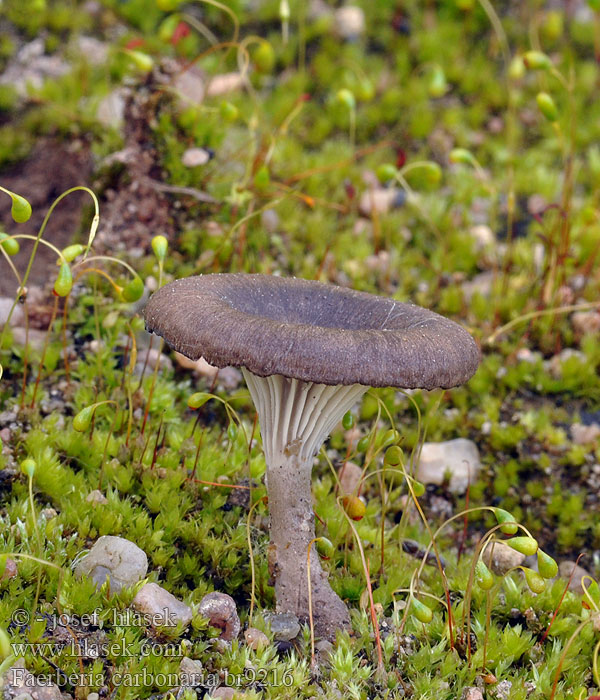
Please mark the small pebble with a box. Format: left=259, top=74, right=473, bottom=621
left=572, top=311, right=600, bottom=335
left=264, top=612, right=300, bottom=641
left=182, top=147, right=212, bottom=168
left=179, top=657, right=204, bottom=687
left=74, top=535, right=148, bottom=593
left=462, top=689, right=484, bottom=700
left=570, top=422, right=600, bottom=446
left=86, top=490, right=108, bottom=505
left=358, top=188, right=405, bottom=217
left=416, top=439, right=482, bottom=494
left=558, top=560, right=592, bottom=594
left=1, top=557, right=17, bottom=581
left=482, top=542, right=525, bottom=576
left=132, top=582, right=193, bottom=628
left=244, top=627, right=269, bottom=650
left=338, top=461, right=362, bottom=495
left=334, top=5, right=365, bottom=39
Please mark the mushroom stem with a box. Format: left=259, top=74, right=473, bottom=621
left=243, top=369, right=367, bottom=640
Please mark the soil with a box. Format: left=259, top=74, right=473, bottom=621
left=0, top=138, right=93, bottom=296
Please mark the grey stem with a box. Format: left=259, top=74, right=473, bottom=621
left=242, top=369, right=367, bottom=640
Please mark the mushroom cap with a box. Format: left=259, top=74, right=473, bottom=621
left=143, top=273, right=480, bottom=389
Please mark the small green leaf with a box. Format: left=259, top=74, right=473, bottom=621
left=0, top=627, right=11, bottom=659
left=428, top=64, right=448, bottom=98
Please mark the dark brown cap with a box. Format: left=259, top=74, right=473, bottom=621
left=143, top=274, right=480, bottom=389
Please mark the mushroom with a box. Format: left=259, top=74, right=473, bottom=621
left=144, top=273, right=480, bottom=639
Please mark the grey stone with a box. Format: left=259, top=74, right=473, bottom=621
left=132, top=582, right=193, bottom=628
left=96, top=88, right=128, bottom=129
left=1, top=658, right=62, bottom=700
left=244, top=627, right=269, bottom=650
left=182, top=148, right=211, bottom=167
left=416, top=438, right=482, bottom=493
left=493, top=680, right=512, bottom=700
left=570, top=422, right=600, bottom=446
left=179, top=656, right=204, bottom=687
left=334, top=6, right=365, bottom=38
left=338, top=461, right=363, bottom=495
left=74, top=535, right=148, bottom=593
left=0, top=298, right=24, bottom=328
left=265, top=612, right=300, bottom=641
left=86, top=490, right=108, bottom=505
left=358, top=188, right=405, bottom=217
left=462, top=689, right=484, bottom=700
left=482, top=542, right=525, bottom=576
left=558, top=560, right=593, bottom=594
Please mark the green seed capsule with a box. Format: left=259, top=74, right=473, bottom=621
left=384, top=445, right=403, bottom=466
left=73, top=406, right=95, bottom=432
left=537, top=550, right=558, bottom=579
left=507, top=536, right=538, bottom=556
left=10, top=194, right=32, bottom=223
left=342, top=411, right=355, bottom=430
left=21, top=458, right=36, bottom=479
left=449, top=148, right=476, bottom=165
left=508, top=55, right=526, bottom=81
left=254, top=165, right=270, bottom=192
left=316, top=537, right=335, bottom=560
left=475, top=560, right=494, bottom=590
left=356, top=436, right=370, bottom=453
left=53, top=262, right=73, bottom=297
left=523, top=51, right=552, bottom=70
left=121, top=276, right=144, bottom=303
left=356, top=78, right=375, bottom=102
left=428, top=65, right=448, bottom=98
left=410, top=597, right=433, bottom=623
left=0, top=627, right=11, bottom=659
left=253, top=41, right=276, bottom=74
left=157, top=14, right=180, bottom=42
left=494, top=508, right=519, bottom=535
left=219, top=101, right=239, bottom=122
left=125, top=49, right=154, bottom=72
left=151, top=235, right=168, bottom=262
left=188, top=392, right=210, bottom=409
left=336, top=88, right=356, bottom=111
left=0, top=233, right=19, bottom=256
left=536, top=92, right=559, bottom=122
left=227, top=423, right=238, bottom=441
left=376, top=163, right=397, bottom=184
left=524, top=567, right=546, bottom=594
left=381, top=429, right=400, bottom=447
left=342, top=495, right=366, bottom=521
left=421, top=162, right=442, bottom=186
left=411, top=480, right=425, bottom=498
left=61, top=244, right=84, bottom=262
